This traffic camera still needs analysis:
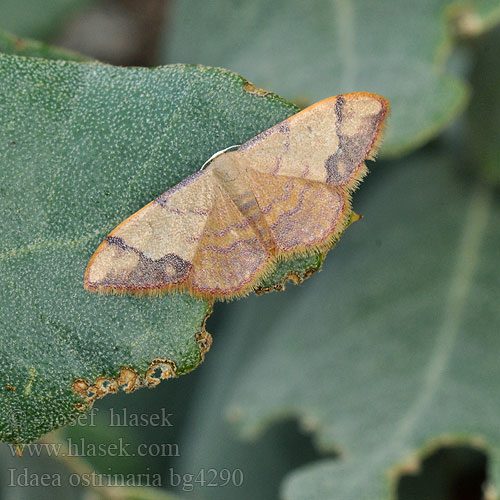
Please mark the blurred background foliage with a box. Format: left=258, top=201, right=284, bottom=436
left=1, top=1, right=500, bottom=500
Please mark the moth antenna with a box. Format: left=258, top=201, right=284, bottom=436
left=200, top=144, right=241, bottom=170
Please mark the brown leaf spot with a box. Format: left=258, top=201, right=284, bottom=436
left=254, top=260, right=324, bottom=295
left=243, top=80, right=272, bottom=97
left=72, top=379, right=89, bottom=396
left=95, top=377, right=118, bottom=397
left=74, top=403, right=88, bottom=412
left=145, top=359, right=177, bottom=386
left=195, top=330, right=213, bottom=360
left=118, top=367, right=139, bottom=393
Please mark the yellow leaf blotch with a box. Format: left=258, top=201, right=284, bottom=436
left=84, top=92, right=389, bottom=300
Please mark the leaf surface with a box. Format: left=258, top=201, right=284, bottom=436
left=0, top=0, right=90, bottom=40
left=0, top=55, right=304, bottom=445
left=164, top=0, right=499, bottom=156
left=466, top=25, right=500, bottom=185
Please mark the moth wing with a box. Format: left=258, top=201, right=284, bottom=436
left=85, top=168, right=270, bottom=297
left=84, top=170, right=215, bottom=293
left=245, top=168, right=350, bottom=255
left=85, top=92, right=389, bottom=297
left=237, top=92, right=389, bottom=188
left=186, top=186, right=269, bottom=297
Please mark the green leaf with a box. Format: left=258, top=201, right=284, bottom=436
left=188, top=146, right=500, bottom=499
left=164, top=0, right=494, bottom=157
left=0, top=0, right=91, bottom=40
left=466, top=26, right=500, bottom=185
left=0, top=29, right=89, bottom=60
left=0, top=55, right=304, bottom=445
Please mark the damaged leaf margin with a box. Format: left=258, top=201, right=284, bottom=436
left=387, top=435, right=494, bottom=498
left=71, top=320, right=213, bottom=410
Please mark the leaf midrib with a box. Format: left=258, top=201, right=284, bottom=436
left=392, top=181, right=492, bottom=444
left=348, top=181, right=493, bottom=488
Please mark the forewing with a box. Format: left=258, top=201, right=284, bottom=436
left=84, top=170, right=215, bottom=293
left=237, top=92, right=389, bottom=188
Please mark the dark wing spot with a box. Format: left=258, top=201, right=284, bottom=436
left=102, top=237, right=192, bottom=288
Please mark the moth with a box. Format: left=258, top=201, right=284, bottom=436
left=85, top=92, right=389, bottom=300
